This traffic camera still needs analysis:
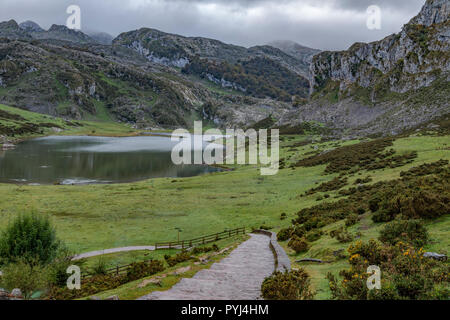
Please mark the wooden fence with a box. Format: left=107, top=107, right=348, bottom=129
left=81, top=260, right=153, bottom=280
left=81, top=227, right=246, bottom=279
left=154, top=227, right=246, bottom=250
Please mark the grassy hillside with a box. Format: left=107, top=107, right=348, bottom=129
left=0, top=127, right=448, bottom=298
left=0, top=104, right=138, bottom=142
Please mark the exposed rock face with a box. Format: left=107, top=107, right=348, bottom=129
left=0, top=20, right=31, bottom=40
left=268, top=40, right=321, bottom=67
left=19, top=20, right=44, bottom=33
left=113, top=28, right=311, bottom=96
left=311, top=0, right=449, bottom=94
left=32, top=24, right=96, bottom=44
left=280, top=0, right=450, bottom=137
left=86, top=31, right=114, bottom=45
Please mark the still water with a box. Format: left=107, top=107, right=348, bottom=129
left=0, top=136, right=222, bottom=185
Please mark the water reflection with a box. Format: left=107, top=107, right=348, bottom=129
left=0, top=136, right=221, bottom=185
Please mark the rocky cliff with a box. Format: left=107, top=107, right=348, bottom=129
left=280, top=0, right=449, bottom=137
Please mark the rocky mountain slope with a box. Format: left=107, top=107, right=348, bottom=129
left=268, top=40, right=321, bottom=67
left=113, top=28, right=313, bottom=100
left=280, top=0, right=449, bottom=137
left=0, top=22, right=292, bottom=129
left=0, top=0, right=448, bottom=135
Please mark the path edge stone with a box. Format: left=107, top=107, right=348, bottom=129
left=252, top=230, right=291, bottom=272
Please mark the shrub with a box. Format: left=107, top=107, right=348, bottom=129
left=330, top=227, right=354, bottom=243
left=379, top=219, right=429, bottom=247
left=356, top=207, right=366, bottom=215
left=261, top=269, right=315, bottom=300
left=288, top=236, right=309, bottom=253
left=327, top=241, right=449, bottom=300
left=0, top=258, right=47, bottom=298
left=0, top=212, right=61, bottom=265
left=277, top=227, right=293, bottom=241
left=126, top=260, right=165, bottom=282
left=46, top=247, right=77, bottom=287
left=92, top=258, right=108, bottom=276
left=280, top=213, right=287, bottom=220
left=345, top=214, right=359, bottom=227
left=192, top=245, right=219, bottom=255
left=164, top=250, right=192, bottom=267
left=305, top=230, right=323, bottom=242
left=372, top=189, right=449, bottom=222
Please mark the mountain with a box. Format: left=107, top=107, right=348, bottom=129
left=0, top=1, right=448, bottom=135
left=280, top=0, right=449, bottom=137
left=19, top=20, right=44, bottom=33
left=86, top=31, right=114, bottom=45
left=113, top=28, right=311, bottom=101
left=267, top=40, right=320, bottom=66
left=0, top=20, right=31, bottom=40
left=0, top=25, right=291, bottom=129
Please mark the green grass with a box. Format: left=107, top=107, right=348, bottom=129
left=0, top=104, right=448, bottom=299
left=0, top=103, right=139, bottom=141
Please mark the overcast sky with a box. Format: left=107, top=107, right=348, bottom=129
left=0, top=0, right=426, bottom=50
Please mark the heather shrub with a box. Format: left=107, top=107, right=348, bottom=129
left=305, top=230, right=323, bottom=242
left=277, top=227, right=293, bottom=241
left=379, top=219, right=429, bottom=247
left=330, top=227, right=353, bottom=243
left=372, top=189, right=449, bottom=222
left=126, top=260, right=165, bottom=281
left=327, top=240, right=449, bottom=300
left=345, top=214, right=359, bottom=227
left=261, top=269, right=315, bottom=300
left=164, top=250, right=192, bottom=267
left=288, top=236, right=309, bottom=253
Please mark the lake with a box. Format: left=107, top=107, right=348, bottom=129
left=0, top=135, right=222, bottom=185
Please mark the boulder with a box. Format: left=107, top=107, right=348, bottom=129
left=423, top=252, right=447, bottom=261
left=105, top=295, right=119, bottom=300
left=11, top=288, right=22, bottom=298
left=1, top=143, right=15, bottom=150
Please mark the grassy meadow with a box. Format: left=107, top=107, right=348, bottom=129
left=0, top=104, right=449, bottom=299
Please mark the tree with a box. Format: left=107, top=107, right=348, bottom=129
left=0, top=212, right=61, bottom=265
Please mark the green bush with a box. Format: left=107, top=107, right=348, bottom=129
left=46, top=247, right=77, bottom=287
left=379, top=219, right=429, bottom=247
left=330, top=227, right=354, bottom=243
left=92, top=258, right=108, bottom=276
left=328, top=241, right=449, bottom=300
left=164, top=250, right=192, bottom=267
left=126, top=260, right=165, bottom=282
left=261, top=269, right=315, bottom=300
left=345, top=214, right=359, bottom=227
left=305, top=230, right=323, bottom=242
left=0, top=258, right=47, bottom=298
left=288, top=236, right=309, bottom=253
left=0, top=212, right=61, bottom=265
left=277, top=227, right=293, bottom=241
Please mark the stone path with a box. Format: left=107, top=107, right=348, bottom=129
left=138, top=233, right=275, bottom=300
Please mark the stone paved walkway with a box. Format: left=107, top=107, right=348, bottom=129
left=138, top=233, right=275, bottom=300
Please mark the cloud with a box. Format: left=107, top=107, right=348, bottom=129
left=0, top=0, right=426, bottom=50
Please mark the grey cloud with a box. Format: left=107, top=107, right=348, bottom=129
left=0, top=0, right=426, bottom=50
